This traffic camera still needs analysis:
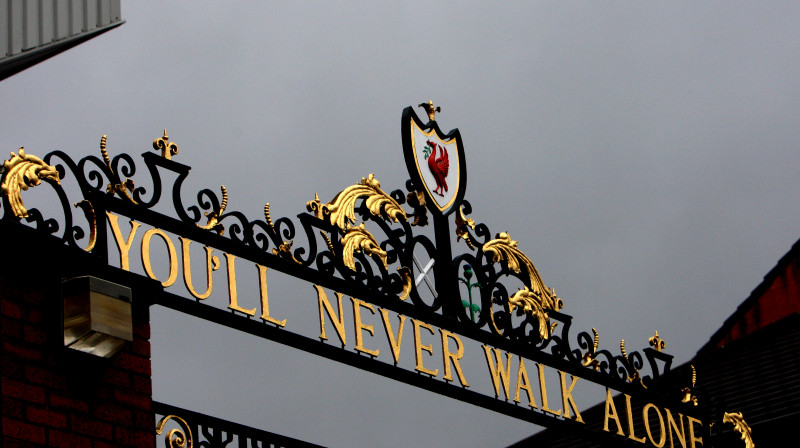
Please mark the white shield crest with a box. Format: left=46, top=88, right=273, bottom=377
left=410, top=120, right=460, bottom=212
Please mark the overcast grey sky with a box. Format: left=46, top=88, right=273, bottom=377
left=3, top=2, right=800, bottom=447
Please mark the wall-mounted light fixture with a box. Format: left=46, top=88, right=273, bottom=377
left=63, top=276, right=133, bottom=358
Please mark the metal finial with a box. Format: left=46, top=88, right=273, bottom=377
left=418, top=100, right=441, bottom=122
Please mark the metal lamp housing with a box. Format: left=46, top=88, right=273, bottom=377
left=63, top=276, right=133, bottom=358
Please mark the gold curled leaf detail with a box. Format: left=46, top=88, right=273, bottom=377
left=341, top=223, right=388, bottom=270
left=482, top=232, right=563, bottom=310
left=272, top=239, right=302, bottom=264
left=649, top=330, right=666, bottom=352
left=153, top=129, right=179, bottom=160
left=197, top=186, right=227, bottom=235
left=397, top=266, right=412, bottom=301
left=507, top=287, right=556, bottom=340
left=581, top=328, right=601, bottom=370
left=455, top=205, right=477, bottom=249
left=321, top=174, right=406, bottom=231
left=723, top=412, right=755, bottom=448
left=100, top=135, right=137, bottom=204
left=74, top=200, right=97, bottom=252
left=0, top=148, right=60, bottom=218
left=406, top=190, right=428, bottom=226
left=155, top=414, right=193, bottom=448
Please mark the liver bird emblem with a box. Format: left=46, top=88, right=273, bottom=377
left=425, top=140, right=449, bottom=196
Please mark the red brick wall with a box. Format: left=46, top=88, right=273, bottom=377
left=1, top=228, right=155, bottom=448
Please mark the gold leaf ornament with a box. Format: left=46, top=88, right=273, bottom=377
left=322, top=174, right=406, bottom=231
left=455, top=205, right=476, bottom=249
left=341, top=223, right=388, bottom=270
left=1, top=148, right=61, bottom=218
left=723, top=412, right=755, bottom=448
left=507, top=287, right=555, bottom=340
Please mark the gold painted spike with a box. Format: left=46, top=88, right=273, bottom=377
left=418, top=100, right=441, bottom=122
left=198, top=186, right=227, bottom=234
left=723, top=412, right=755, bottom=448
left=681, top=365, right=699, bottom=406
left=649, top=330, right=666, bottom=352
left=508, top=287, right=554, bottom=340
left=100, top=135, right=137, bottom=204
left=324, top=174, right=406, bottom=231
left=0, top=148, right=60, bottom=218
left=272, top=239, right=302, bottom=264
left=319, top=230, right=335, bottom=253
left=397, top=266, right=412, bottom=301
left=155, top=414, right=193, bottom=448
left=620, top=339, right=646, bottom=388
left=482, top=232, right=563, bottom=311
left=455, top=205, right=476, bottom=249
left=153, top=129, right=179, bottom=160
left=340, top=223, right=388, bottom=270
left=74, top=200, right=97, bottom=252
left=264, top=203, right=276, bottom=233
left=581, top=328, right=600, bottom=370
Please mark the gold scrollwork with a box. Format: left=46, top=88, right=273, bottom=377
left=507, top=287, right=559, bottom=340
left=681, top=365, right=698, bottom=406
left=74, top=200, right=97, bottom=252
left=100, top=135, right=137, bottom=204
left=153, top=129, right=179, bottom=160
left=581, top=328, right=601, bottom=370
left=397, top=266, right=412, bottom=301
left=312, top=174, right=407, bottom=232
left=341, top=223, right=388, bottom=270
left=0, top=148, right=61, bottom=218
left=620, top=339, right=646, bottom=388
left=197, top=186, right=227, bottom=235
left=155, top=414, right=193, bottom=448
left=723, top=412, right=755, bottom=448
left=455, top=205, right=476, bottom=250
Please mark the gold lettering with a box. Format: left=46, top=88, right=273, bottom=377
left=439, top=329, right=469, bottom=387
left=107, top=212, right=140, bottom=271
left=412, top=319, right=438, bottom=376
left=604, top=389, right=625, bottom=436
left=482, top=345, right=512, bottom=400
left=625, top=394, right=646, bottom=443
left=644, top=403, right=666, bottom=448
left=687, top=416, right=703, bottom=448
left=352, top=298, right=379, bottom=357
left=379, top=308, right=406, bottom=364
left=314, top=285, right=346, bottom=345
left=514, top=357, right=537, bottom=408
left=559, top=371, right=583, bottom=423
left=180, top=237, right=219, bottom=300
left=257, top=265, right=286, bottom=327
left=141, top=228, right=179, bottom=287
left=666, top=409, right=687, bottom=448
left=537, top=363, right=562, bottom=416
left=224, top=253, right=255, bottom=316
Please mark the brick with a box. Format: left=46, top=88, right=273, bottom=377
left=50, top=393, right=90, bottom=412
left=131, top=339, right=151, bottom=358
left=94, top=441, right=122, bottom=448
left=0, top=300, right=23, bottom=319
left=1, top=378, right=46, bottom=404
left=2, top=396, right=25, bottom=418
left=115, top=352, right=151, bottom=376
left=23, top=284, right=46, bottom=305
left=0, top=356, right=22, bottom=378
left=100, top=367, right=131, bottom=388
left=134, top=410, right=154, bottom=430
left=23, top=324, right=47, bottom=345
left=72, top=413, right=113, bottom=440
left=25, top=365, right=66, bottom=389
left=132, top=374, right=152, bottom=395
left=114, top=426, right=154, bottom=447
left=26, top=308, right=42, bottom=324
left=2, top=417, right=47, bottom=444
left=1, top=316, right=23, bottom=338
left=49, top=429, right=92, bottom=448
left=133, top=323, right=150, bottom=340
left=114, top=389, right=151, bottom=411
left=26, top=405, right=68, bottom=429
left=2, top=341, right=43, bottom=362
left=93, top=402, right=133, bottom=426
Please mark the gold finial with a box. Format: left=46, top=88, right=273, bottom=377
left=418, top=100, right=441, bottom=122
left=649, top=330, right=666, bottom=352
left=153, top=129, right=179, bottom=160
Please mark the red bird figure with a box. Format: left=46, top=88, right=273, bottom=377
left=426, top=140, right=449, bottom=196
